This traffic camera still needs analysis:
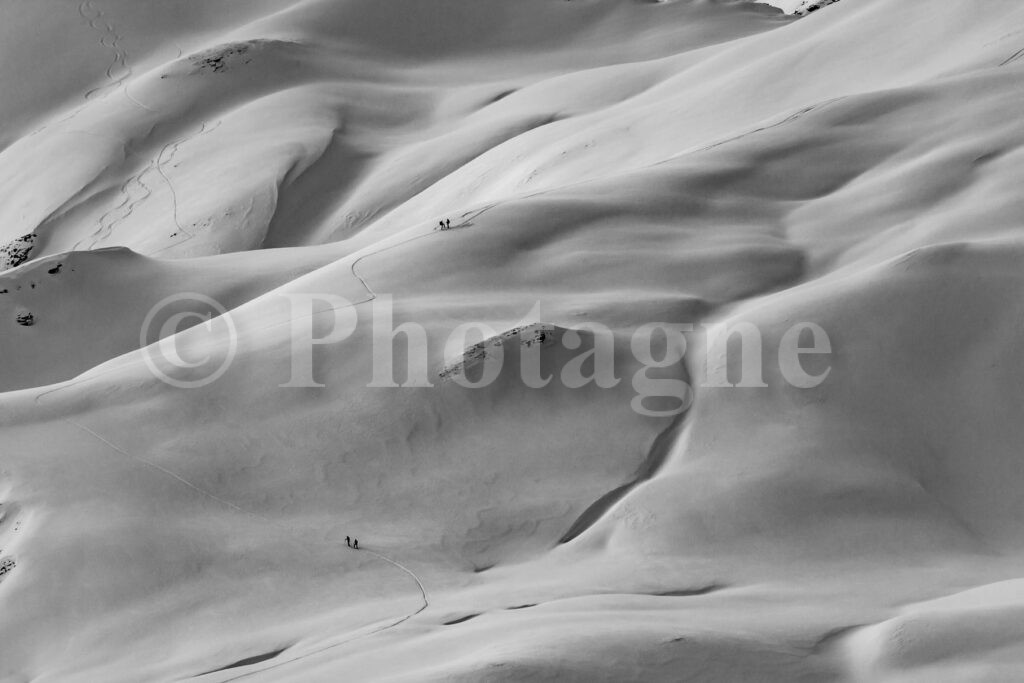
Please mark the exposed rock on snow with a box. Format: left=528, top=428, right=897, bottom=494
left=0, top=557, right=15, bottom=580
left=438, top=323, right=554, bottom=382
left=794, top=0, right=841, bottom=16
left=0, top=234, right=37, bottom=271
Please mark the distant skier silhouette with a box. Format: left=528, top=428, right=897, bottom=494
left=439, top=220, right=445, bottom=230
left=353, top=539, right=359, bottom=549
left=445, top=218, right=451, bottom=229
left=345, top=536, right=351, bottom=547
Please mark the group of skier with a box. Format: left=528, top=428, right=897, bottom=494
left=345, top=536, right=359, bottom=549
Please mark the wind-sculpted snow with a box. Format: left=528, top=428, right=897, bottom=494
left=3, top=0, right=1024, bottom=680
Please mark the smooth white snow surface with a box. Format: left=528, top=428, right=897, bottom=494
left=3, top=0, right=1024, bottom=680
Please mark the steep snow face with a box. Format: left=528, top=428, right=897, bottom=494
left=4, top=0, right=1024, bottom=681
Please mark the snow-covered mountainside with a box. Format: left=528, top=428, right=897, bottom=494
left=3, top=0, right=1024, bottom=680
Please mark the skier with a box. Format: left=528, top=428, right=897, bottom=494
left=353, top=538, right=359, bottom=549
left=346, top=536, right=351, bottom=547
left=439, top=220, right=446, bottom=230
left=445, top=218, right=451, bottom=230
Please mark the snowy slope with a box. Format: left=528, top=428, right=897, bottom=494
left=3, top=0, right=1024, bottom=681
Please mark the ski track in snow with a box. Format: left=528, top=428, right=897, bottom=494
left=75, top=120, right=222, bottom=253
left=19, top=0, right=159, bottom=245
left=214, top=548, right=429, bottom=682
left=686, top=96, right=846, bottom=157
left=80, top=0, right=149, bottom=113
left=999, top=47, right=1024, bottom=66
left=15, top=1, right=115, bottom=146
left=152, top=120, right=223, bottom=251
left=72, top=144, right=156, bottom=252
